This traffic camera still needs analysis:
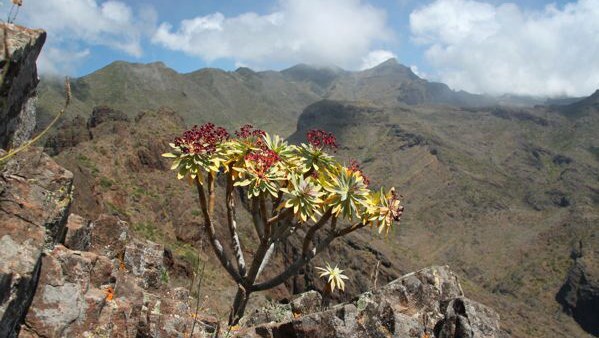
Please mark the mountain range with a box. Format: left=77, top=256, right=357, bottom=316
left=36, top=59, right=599, bottom=337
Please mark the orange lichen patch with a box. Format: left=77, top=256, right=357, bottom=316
left=292, top=311, right=301, bottom=319
left=228, top=325, right=241, bottom=332
left=422, top=333, right=431, bottom=338
left=104, top=287, right=115, bottom=301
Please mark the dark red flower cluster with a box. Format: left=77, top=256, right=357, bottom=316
left=307, top=129, right=337, bottom=149
left=348, top=159, right=370, bottom=186
left=245, top=149, right=279, bottom=177
left=174, top=123, right=229, bottom=155
left=235, top=124, right=266, bottom=139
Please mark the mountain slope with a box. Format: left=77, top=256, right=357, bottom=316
left=288, top=99, right=599, bottom=337
left=324, top=59, right=496, bottom=107
left=37, top=59, right=499, bottom=138
left=37, top=61, right=322, bottom=136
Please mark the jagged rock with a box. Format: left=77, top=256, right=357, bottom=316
left=21, top=244, right=218, bottom=337
left=0, top=147, right=73, bottom=337
left=64, top=213, right=92, bottom=251
left=123, top=238, right=165, bottom=290
left=87, top=105, right=129, bottom=128
left=436, top=298, right=503, bottom=338
left=0, top=23, right=46, bottom=149
left=243, top=302, right=293, bottom=327
left=556, top=240, right=599, bottom=336
left=237, top=266, right=502, bottom=338
left=20, top=245, right=113, bottom=337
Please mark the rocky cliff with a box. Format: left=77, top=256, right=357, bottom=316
left=0, top=23, right=46, bottom=149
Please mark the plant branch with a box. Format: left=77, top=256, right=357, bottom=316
left=226, top=169, right=246, bottom=276
left=267, top=207, right=293, bottom=225
left=259, top=195, right=270, bottom=238
left=195, top=178, right=244, bottom=285
left=207, top=172, right=216, bottom=217
left=252, top=220, right=367, bottom=292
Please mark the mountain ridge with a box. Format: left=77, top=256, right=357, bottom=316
left=37, top=58, right=502, bottom=136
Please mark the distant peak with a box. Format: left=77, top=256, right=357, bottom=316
left=149, top=61, right=167, bottom=68
left=378, top=58, right=398, bottom=66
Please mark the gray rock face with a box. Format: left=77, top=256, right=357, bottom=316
left=123, top=239, right=165, bottom=290
left=20, top=243, right=219, bottom=338
left=0, top=23, right=46, bottom=149
left=0, top=147, right=73, bottom=337
left=237, top=266, right=504, bottom=338
left=556, top=240, right=599, bottom=336
left=436, top=298, right=503, bottom=338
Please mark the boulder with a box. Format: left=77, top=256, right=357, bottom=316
left=0, top=23, right=46, bottom=149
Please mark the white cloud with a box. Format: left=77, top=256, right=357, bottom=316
left=410, top=0, right=599, bottom=97
left=410, top=65, right=427, bottom=79
left=37, top=47, right=90, bottom=76
left=17, top=0, right=156, bottom=74
left=152, top=0, right=393, bottom=70
left=360, top=50, right=397, bottom=70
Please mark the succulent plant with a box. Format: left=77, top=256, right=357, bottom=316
left=163, top=123, right=404, bottom=324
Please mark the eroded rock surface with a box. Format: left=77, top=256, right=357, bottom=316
left=237, top=266, right=505, bottom=338
left=21, top=217, right=218, bottom=338
left=0, top=147, right=73, bottom=337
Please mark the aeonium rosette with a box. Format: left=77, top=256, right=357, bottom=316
left=298, top=129, right=338, bottom=174
left=163, top=123, right=404, bottom=233
left=162, top=123, right=229, bottom=183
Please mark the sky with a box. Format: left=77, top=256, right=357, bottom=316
left=2, top=0, right=598, bottom=97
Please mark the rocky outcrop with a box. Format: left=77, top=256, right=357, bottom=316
left=237, top=266, right=504, bottom=338
left=0, top=23, right=46, bottom=149
left=21, top=215, right=218, bottom=337
left=556, top=240, right=599, bottom=336
left=0, top=147, right=73, bottom=337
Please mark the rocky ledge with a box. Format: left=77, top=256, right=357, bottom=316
left=237, top=266, right=504, bottom=338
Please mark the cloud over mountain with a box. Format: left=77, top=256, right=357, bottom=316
left=152, top=0, right=393, bottom=69
left=410, top=0, right=599, bottom=97
left=19, top=0, right=156, bottom=74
